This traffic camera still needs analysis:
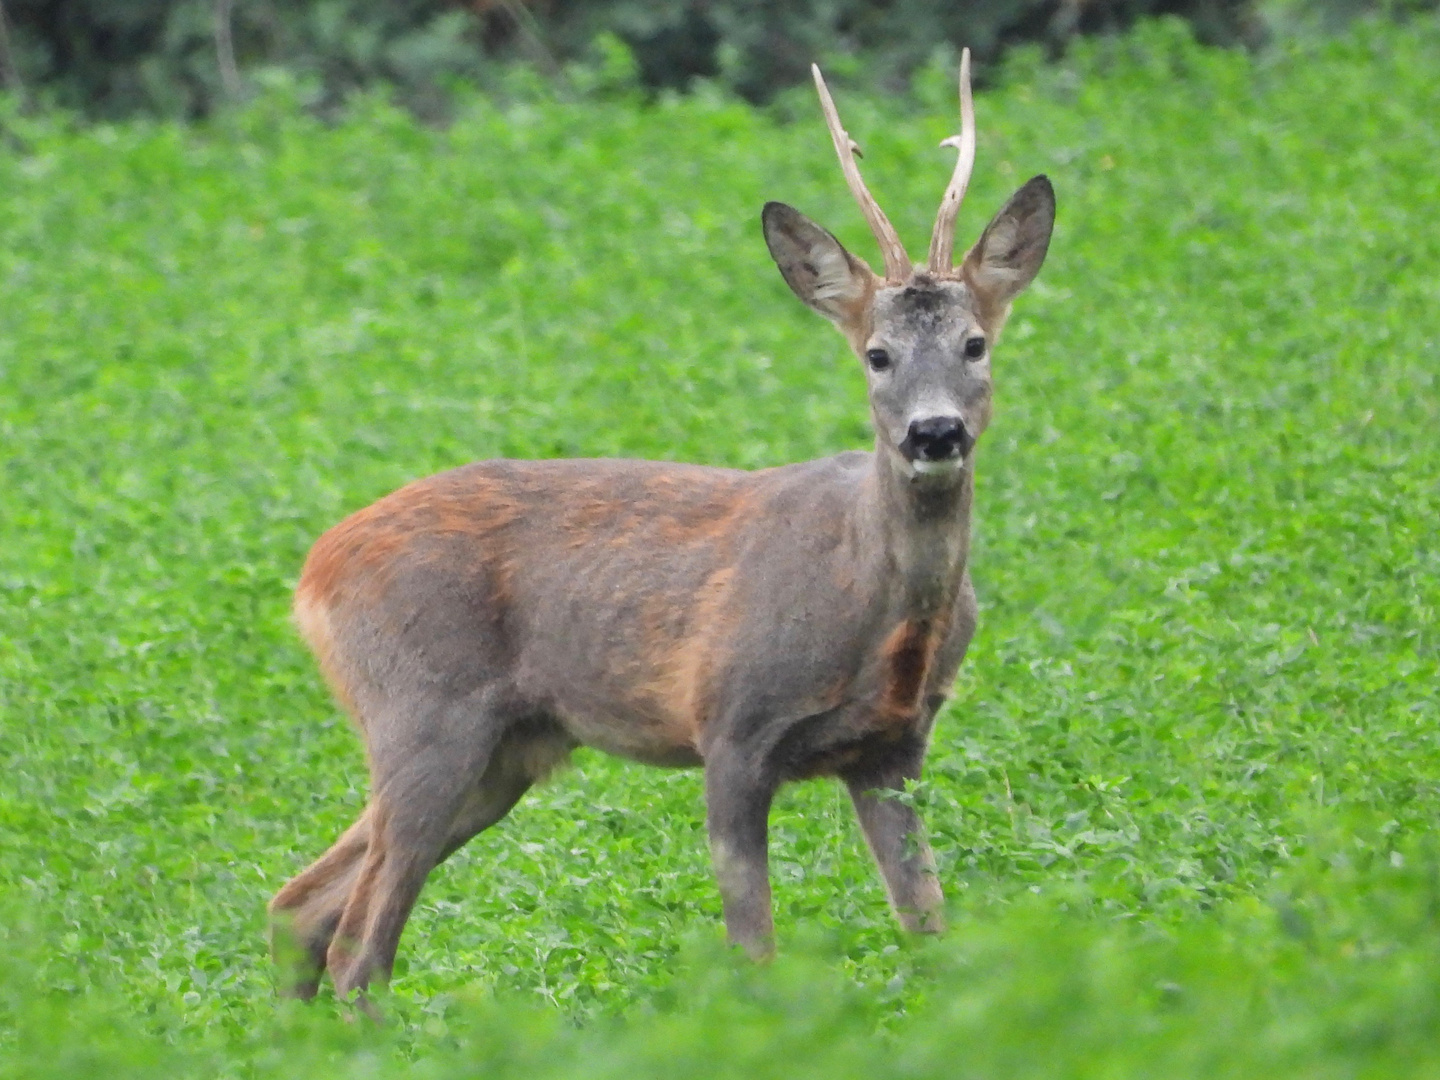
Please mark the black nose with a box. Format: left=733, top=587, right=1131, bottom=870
left=904, top=416, right=973, bottom=462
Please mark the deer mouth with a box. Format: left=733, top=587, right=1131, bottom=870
left=898, top=420, right=972, bottom=479
left=908, top=455, right=967, bottom=478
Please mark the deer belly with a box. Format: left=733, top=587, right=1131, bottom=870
left=549, top=700, right=704, bottom=768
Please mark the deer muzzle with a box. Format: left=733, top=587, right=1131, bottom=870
left=900, top=415, right=973, bottom=470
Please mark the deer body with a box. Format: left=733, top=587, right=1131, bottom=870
left=270, top=54, right=1053, bottom=1002
left=297, top=453, right=975, bottom=775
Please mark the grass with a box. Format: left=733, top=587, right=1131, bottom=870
left=1, top=14, right=1438, bottom=1076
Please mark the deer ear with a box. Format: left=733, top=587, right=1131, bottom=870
left=762, top=202, right=874, bottom=327
left=961, top=175, right=1055, bottom=311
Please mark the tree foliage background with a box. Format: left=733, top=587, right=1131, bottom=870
left=1, top=0, right=1432, bottom=119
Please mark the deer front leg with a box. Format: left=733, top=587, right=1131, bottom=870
left=704, top=751, right=777, bottom=958
left=843, top=742, right=945, bottom=934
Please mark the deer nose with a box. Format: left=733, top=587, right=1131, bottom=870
left=903, top=416, right=973, bottom=462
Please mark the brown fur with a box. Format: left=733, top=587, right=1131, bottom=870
left=646, top=564, right=737, bottom=740
left=298, top=475, right=524, bottom=607
left=326, top=845, right=382, bottom=969
left=292, top=595, right=357, bottom=717
left=880, top=618, right=939, bottom=725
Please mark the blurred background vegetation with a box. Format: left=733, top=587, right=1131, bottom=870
left=0, top=0, right=1435, bottom=119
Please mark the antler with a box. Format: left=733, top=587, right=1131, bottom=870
left=927, top=48, right=976, bottom=274
left=811, top=64, right=913, bottom=283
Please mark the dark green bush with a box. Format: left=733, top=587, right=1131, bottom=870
left=4, top=0, right=1427, bottom=119
left=1, top=0, right=486, bottom=118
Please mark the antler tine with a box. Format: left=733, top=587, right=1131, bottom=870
left=928, top=48, right=976, bottom=274
left=811, top=64, right=913, bottom=283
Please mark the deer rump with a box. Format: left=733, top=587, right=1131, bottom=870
left=295, top=454, right=969, bottom=781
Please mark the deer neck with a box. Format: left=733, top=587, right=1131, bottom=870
left=862, top=445, right=974, bottom=619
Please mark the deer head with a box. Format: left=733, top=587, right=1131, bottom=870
left=763, top=51, right=1055, bottom=482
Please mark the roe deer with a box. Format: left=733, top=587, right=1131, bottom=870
left=269, top=50, right=1054, bottom=1001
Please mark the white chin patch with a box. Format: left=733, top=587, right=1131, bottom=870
left=910, top=457, right=965, bottom=477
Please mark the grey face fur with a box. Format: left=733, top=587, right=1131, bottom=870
left=761, top=174, right=1056, bottom=484
left=863, top=276, right=993, bottom=480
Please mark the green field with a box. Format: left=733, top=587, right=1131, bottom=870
left=1, top=17, right=1438, bottom=1077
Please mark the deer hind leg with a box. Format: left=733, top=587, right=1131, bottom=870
left=326, top=715, right=572, bottom=1000
left=436, top=720, right=573, bottom=864
left=268, top=808, right=374, bottom=999
left=324, top=737, right=496, bottom=999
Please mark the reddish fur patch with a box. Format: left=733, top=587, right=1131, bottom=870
left=299, top=503, right=407, bottom=608
left=880, top=618, right=938, bottom=725
left=550, top=472, right=753, bottom=549
left=299, top=474, right=525, bottom=605
left=294, top=473, right=525, bottom=719
left=292, top=592, right=359, bottom=717
left=646, top=479, right=753, bottom=545
left=674, top=565, right=735, bottom=726
left=639, top=564, right=737, bottom=746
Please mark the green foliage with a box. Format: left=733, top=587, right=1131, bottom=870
left=2, top=0, right=487, bottom=118
left=1, top=14, right=1438, bottom=1075
left=4, top=0, right=1436, bottom=119
left=6, top=837, right=1440, bottom=1077
left=0, top=0, right=1311, bottom=120
left=529, top=0, right=1263, bottom=103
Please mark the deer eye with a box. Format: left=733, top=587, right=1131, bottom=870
left=865, top=348, right=892, bottom=372
left=963, top=336, right=987, bottom=359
